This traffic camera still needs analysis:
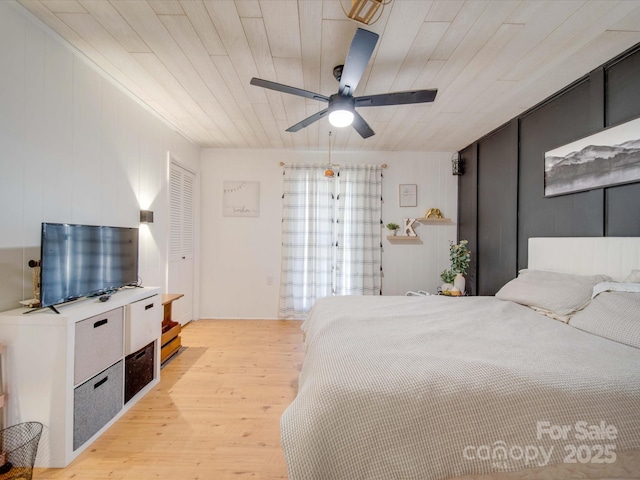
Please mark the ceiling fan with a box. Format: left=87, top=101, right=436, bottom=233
left=250, top=28, right=438, bottom=139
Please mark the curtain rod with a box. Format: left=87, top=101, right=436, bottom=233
left=279, top=162, right=387, bottom=168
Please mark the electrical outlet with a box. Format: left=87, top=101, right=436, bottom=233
left=266, top=276, right=273, bottom=285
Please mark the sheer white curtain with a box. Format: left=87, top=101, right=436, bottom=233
left=279, top=164, right=382, bottom=319
left=279, top=165, right=334, bottom=318
left=335, top=165, right=382, bottom=296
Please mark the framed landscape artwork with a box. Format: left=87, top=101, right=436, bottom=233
left=544, top=116, right=640, bottom=197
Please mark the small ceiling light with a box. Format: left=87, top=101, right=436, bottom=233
left=328, top=109, right=354, bottom=128
left=140, top=210, right=154, bottom=224
left=347, top=0, right=386, bottom=25
left=325, top=131, right=336, bottom=178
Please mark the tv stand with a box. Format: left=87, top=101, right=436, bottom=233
left=0, top=287, right=161, bottom=467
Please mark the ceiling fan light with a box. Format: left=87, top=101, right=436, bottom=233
left=329, top=109, right=354, bottom=128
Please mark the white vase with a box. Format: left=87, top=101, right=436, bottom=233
left=453, top=273, right=466, bottom=294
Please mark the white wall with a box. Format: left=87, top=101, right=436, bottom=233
left=200, top=148, right=458, bottom=319
left=0, top=2, right=200, bottom=312
left=0, top=0, right=457, bottom=319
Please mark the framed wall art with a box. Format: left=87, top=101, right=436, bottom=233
left=544, top=116, right=640, bottom=197
left=223, top=181, right=260, bottom=217
left=399, top=184, right=417, bottom=207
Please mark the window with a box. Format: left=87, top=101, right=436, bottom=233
left=279, top=164, right=382, bottom=318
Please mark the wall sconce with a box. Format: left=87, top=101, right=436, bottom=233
left=140, top=210, right=154, bottom=224
left=451, top=152, right=465, bottom=176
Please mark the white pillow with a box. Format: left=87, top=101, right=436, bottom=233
left=624, top=269, right=640, bottom=283
left=495, top=269, right=611, bottom=317
left=570, top=291, right=640, bottom=349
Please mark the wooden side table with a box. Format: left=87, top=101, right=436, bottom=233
left=161, top=294, right=184, bottom=365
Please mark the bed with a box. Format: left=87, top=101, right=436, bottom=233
left=281, top=237, right=640, bottom=480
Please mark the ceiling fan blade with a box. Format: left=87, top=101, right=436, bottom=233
left=285, top=108, right=330, bottom=133
left=351, top=110, right=375, bottom=139
left=250, top=78, right=330, bottom=103
left=339, top=28, right=379, bottom=96
left=355, top=89, right=438, bottom=107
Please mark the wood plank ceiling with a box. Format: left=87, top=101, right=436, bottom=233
left=17, top=0, right=640, bottom=152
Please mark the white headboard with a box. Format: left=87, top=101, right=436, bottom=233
left=528, top=237, right=640, bottom=282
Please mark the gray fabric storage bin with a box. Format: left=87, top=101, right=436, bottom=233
left=73, top=360, right=123, bottom=450
left=74, top=307, right=124, bottom=385
left=124, top=341, right=154, bottom=404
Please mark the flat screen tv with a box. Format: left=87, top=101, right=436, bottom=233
left=39, top=223, right=139, bottom=308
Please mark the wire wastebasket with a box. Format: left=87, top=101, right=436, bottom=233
left=0, top=422, right=43, bottom=480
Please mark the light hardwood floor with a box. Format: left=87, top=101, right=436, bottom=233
left=35, top=319, right=304, bottom=480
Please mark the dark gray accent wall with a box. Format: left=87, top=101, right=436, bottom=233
left=477, top=119, right=518, bottom=295
left=606, top=184, right=640, bottom=236
left=607, top=48, right=640, bottom=125
left=458, top=143, right=477, bottom=295
left=604, top=47, right=640, bottom=236
left=517, top=77, right=605, bottom=270
left=459, top=42, right=640, bottom=295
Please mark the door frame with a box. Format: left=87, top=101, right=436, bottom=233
left=166, top=151, right=200, bottom=323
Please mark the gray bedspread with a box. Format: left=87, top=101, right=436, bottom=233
left=281, top=295, right=640, bottom=479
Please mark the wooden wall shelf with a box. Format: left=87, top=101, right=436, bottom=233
left=417, top=217, right=452, bottom=223
left=387, top=235, right=420, bottom=241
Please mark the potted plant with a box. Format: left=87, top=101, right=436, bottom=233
left=440, top=240, right=471, bottom=294
left=449, top=239, right=471, bottom=293
left=386, top=222, right=400, bottom=236
left=440, top=269, right=456, bottom=284
left=440, top=269, right=456, bottom=293
left=450, top=239, right=470, bottom=273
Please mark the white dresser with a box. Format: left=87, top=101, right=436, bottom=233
left=0, top=286, right=162, bottom=467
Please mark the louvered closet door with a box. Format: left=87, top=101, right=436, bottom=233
left=168, top=161, right=195, bottom=325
